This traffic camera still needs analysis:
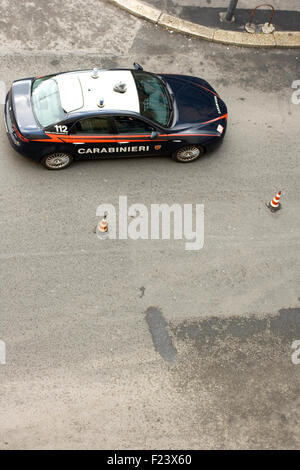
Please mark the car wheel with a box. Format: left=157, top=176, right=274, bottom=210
left=172, top=145, right=205, bottom=163
left=41, top=152, right=73, bottom=170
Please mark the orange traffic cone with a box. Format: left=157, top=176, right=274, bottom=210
left=97, top=215, right=108, bottom=233
left=267, top=191, right=282, bottom=212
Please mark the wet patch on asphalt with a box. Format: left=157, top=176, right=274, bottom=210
left=166, top=307, right=300, bottom=448
left=145, top=307, right=177, bottom=363
left=171, top=307, right=300, bottom=345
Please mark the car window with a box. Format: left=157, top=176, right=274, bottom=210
left=71, top=117, right=111, bottom=135
left=113, top=116, right=154, bottom=134
left=32, top=76, right=66, bottom=128
left=132, top=71, right=171, bottom=127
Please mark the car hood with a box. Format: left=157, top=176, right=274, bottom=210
left=161, top=74, right=227, bottom=127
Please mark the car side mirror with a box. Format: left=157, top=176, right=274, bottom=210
left=134, top=62, right=143, bottom=71
left=150, top=131, right=160, bottom=139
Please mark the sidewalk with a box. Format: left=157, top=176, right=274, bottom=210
left=150, top=0, right=300, bottom=32
left=109, top=0, right=300, bottom=47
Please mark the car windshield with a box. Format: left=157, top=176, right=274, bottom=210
left=32, top=76, right=66, bottom=127
left=132, top=71, right=172, bottom=127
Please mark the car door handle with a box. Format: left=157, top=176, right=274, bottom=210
left=73, top=142, right=85, bottom=145
left=118, top=141, right=130, bottom=144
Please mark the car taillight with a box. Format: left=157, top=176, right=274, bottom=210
left=12, top=124, right=30, bottom=143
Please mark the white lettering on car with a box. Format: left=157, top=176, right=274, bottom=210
left=214, top=95, right=221, bottom=114
left=54, top=125, right=68, bottom=133
left=77, top=146, right=152, bottom=154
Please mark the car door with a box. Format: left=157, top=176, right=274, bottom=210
left=111, top=115, right=169, bottom=157
left=67, top=116, right=116, bottom=159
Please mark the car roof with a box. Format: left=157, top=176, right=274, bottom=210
left=56, top=70, right=140, bottom=115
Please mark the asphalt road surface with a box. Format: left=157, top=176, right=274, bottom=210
left=0, top=0, right=300, bottom=449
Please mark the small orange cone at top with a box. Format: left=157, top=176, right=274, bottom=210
left=267, top=191, right=282, bottom=212
left=98, top=215, right=108, bottom=233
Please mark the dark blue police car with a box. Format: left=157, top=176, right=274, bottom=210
left=4, top=64, right=228, bottom=170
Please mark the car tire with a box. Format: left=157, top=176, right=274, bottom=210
left=172, top=145, right=205, bottom=163
left=41, top=152, right=74, bottom=170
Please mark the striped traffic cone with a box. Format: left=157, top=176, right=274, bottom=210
left=97, top=215, right=108, bottom=236
left=267, top=191, right=282, bottom=212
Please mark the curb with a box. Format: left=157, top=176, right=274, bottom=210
left=109, top=0, right=300, bottom=48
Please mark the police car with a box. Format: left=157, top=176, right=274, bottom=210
left=4, top=64, right=228, bottom=170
